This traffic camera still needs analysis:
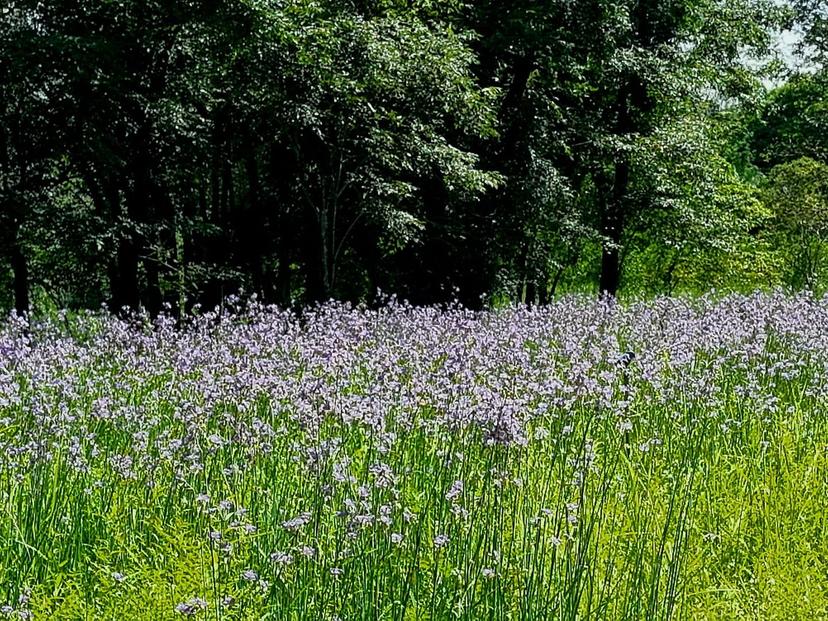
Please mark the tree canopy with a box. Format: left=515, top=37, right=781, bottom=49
left=0, top=0, right=823, bottom=313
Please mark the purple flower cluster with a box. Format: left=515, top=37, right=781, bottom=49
left=0, top=292, right=823, bottom=491
left=0, top=291, right=823, bottom=614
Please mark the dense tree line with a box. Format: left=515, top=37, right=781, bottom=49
left=1, top=0, right=826, bottom=314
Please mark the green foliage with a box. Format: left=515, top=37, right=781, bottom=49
left=624, top=175, right=778, bottom=295
left=752, top=73, right=828, bottom=170
left=762, top=156, right=828, bottom=290
left=0, top=0, right=824, bottom=309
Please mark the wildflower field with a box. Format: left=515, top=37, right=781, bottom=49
left=1, top=293, right=827, bottom=620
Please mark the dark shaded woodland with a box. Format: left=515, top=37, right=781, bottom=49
left=2, top=1, right=827, bottom=314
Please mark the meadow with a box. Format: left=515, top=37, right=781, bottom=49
left=0, top=292, right=826, bottom=620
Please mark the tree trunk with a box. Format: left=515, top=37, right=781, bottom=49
left=244, top=148, right=270, bottom=299
left=538, top=279, right=550, bottom=305
left=199, top=108, right=229, bottom=310
left=276, top=210, right=292, bottom=306
left=10, top=230, right=29, bottom=315
left=126, top=160, right=155, bottom=314
left=113, top=234, right=140, bottom=312
left=268, top=142, right=295, bottom=307
left=599, top=78, right=637, bottom=298
left=498, top=53, right=535, bottom=162
left=599, top=160, right=628, bottom=297
left=84, top=175, right=139, bottom=313
left=144, top=256, right=162, bottom=316
left=525, top=280, right=537, bottom=306
left=307, top=207, right=331, bottom=303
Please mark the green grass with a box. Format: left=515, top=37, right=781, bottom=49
left=1, top=307, right=827, bottom=619
left=3, top=402, right=825, bottom=619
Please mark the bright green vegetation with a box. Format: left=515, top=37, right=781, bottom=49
left=0, top=297, right=826, bottom=619
left=17, top=422, right=828, bottom=621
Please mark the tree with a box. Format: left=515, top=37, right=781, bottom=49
left=762, top=157, right=828, bottom=289
left=752, top=73, right=828, bottom=170
left=793, top=0, right=828, bottom=64
left=564, top=0, right=787, bottom=296
left=0, top=0, right=810, bottom=312
left=450, top=0, right=788, bottom=299
left=0, top=3, right=67, bottom=314
left=246, top=3, right=501, bottom=302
